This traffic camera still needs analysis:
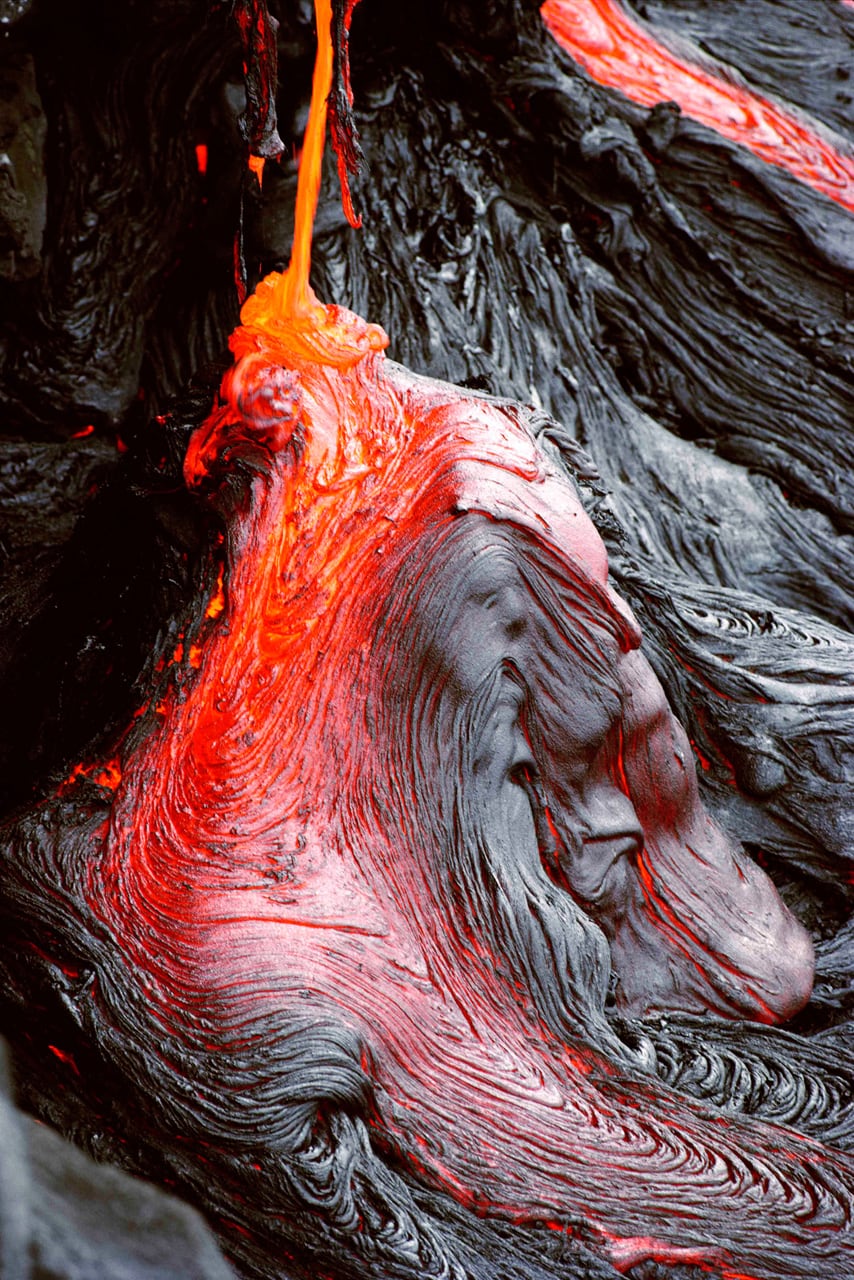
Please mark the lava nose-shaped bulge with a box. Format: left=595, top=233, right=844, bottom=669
left=418, top=517, right=645, bottom=906
left=410, top=520, right=538, bottom=771
left=381, top=506, right=650, bottom=899
left=526, top=645, right=645, bottom=921
left=450, top=574, right=535, bottom=785
left=507, top=541, right=649, bottom=922
left=372, top=516, right=542, bottom=815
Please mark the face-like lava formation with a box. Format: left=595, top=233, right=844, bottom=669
left=5, top=291, right=846, bottom=1279
left=2, top=6, right=852, bottom=1272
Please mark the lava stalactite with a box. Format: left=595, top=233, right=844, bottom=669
left=234, top=0, right=284, bottom=168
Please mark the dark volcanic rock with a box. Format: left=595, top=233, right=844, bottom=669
left=0, top=1041, right=235, bottom=1280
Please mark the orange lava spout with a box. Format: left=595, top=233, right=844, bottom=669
left=234, top=0, right=387, bottom=371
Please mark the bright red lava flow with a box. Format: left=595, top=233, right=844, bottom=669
left=541, top=0, right=854, bottom=216
left=62, top=5, right=853, bottom=1277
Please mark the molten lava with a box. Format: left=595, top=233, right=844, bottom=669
left=229, top=0, right=384, bottom=366
left=541, top=0, right=854, bottom=215
left=36, top=2, right=854, bottom=1278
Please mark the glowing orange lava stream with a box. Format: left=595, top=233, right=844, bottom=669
left=57, top=4, right=854, bottom=1277
left=232, top=0, right=386, bottom=368
left=541, top=0, right=854, bottom=216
